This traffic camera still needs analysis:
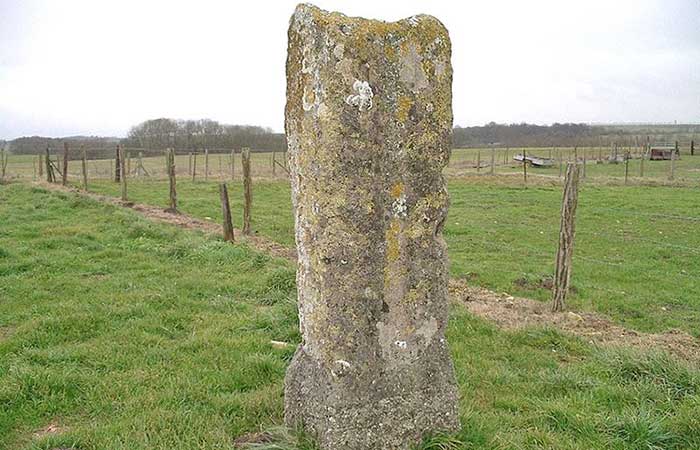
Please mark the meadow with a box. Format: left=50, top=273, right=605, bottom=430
left=43, top=153, right=698, bottom=337
left=2, top=183, right=700, bottom=450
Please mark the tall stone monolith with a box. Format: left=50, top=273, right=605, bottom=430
left=284, top=4, right=459, bottom=450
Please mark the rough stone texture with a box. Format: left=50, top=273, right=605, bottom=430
left=284, top=4, right=459, bottom=449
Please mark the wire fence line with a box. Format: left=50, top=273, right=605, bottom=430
left=2, top=146, right=698, bottom=318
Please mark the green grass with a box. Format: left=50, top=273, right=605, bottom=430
left=81, top=176, right=700, bottom=336
left=1, top=183, right=700, bottom=449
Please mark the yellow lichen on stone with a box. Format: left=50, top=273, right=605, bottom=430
left=396, top=96, right=413, bottom=123
left=390, top=182, right=405, bottom=199
left=385, top=219, right=401, bottom=263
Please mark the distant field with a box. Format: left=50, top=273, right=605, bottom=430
left=2, top=183, right=700, bottom=450
left=5, top=146, right=700, bottom=184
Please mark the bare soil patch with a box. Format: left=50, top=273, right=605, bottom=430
left=33, top=421, right=65, bottom=439
left=233, top=431, right=276, bottom=448
left=0, top=326, right=14, bottom=342
left=450, top=280, right=700, bottom=362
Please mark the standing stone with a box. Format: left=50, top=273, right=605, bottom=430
left=284, top=5, right=459, bottom=450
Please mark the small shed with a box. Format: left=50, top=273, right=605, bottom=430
left=649, top=145, right=676, bottom=161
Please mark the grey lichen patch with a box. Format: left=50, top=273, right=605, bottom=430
left=285, top=4, right=458, bottom=450
left=399, top=43, right=429, bottom=92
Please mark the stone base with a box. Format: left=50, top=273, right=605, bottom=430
left=285, top=343, right=460, bottom=450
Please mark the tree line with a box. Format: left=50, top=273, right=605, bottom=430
left=122, top=118, right=286, bottom=152
left=6, top=119, right=695, bottom=155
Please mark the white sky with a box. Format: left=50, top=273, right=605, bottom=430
left=0, top=0, right=698, bottom=139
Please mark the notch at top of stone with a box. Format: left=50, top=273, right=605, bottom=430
left=287, top=3, right=452, bottom=125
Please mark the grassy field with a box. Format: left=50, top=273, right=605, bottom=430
left=74, top=175, right=700, bottom=337
left=2, top=183, right=700, bottom=450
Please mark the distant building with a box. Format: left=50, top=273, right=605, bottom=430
left=649, top=145, right=676, bottom=160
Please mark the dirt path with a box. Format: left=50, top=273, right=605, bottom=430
left=38, top=182, right=700, bottom=363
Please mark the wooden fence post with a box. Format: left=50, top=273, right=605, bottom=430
left=0, top=149, right=7, bottom=182
left=272, top=149, right=277, bottom=176
left=205, top=149, right=209, bottom=181
left=62, top=142, right=69, bottom=185
left=219, top=182, right=234, bottom=242
left=669, top=144, right=676, bottom=181
left=45, top=147, right=54, bottom=183
left=167, top=148, right=178, bottom=213
left=230, top=149, right=235, bottom=180
left=137, top=152, right=146, bottom=177
left=490, top=146, right=495, bottom=175
left=242, top=147, right=252, bottom=235
left=552, top=163, right=581, bottom=312
left=624, top=152, right=630, bottom=185
left=691, top=140, right=695, bottom=156
left=522, top=149, right=527, bottom=183
left=188, top=152, right=192, bottom=175
left=81, top=146, right=88, bottom=190
left=115, top=145, right=121, bottom=183
left=476, top=150, right=481, bottom=173
left=120, top=144, right=127, bottom=201
left=558, top=148, right=563, bottom=178
left=192, top=152, right=197, bottom=183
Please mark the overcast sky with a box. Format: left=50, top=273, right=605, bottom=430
left=0, top=0, right=698, bottom=139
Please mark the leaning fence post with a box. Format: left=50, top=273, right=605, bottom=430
left=61, top=142, right=69, bottom=185
left=552, top=163, right=581, bottom=312
left=45, top=147, right=54, bottom=182
left=120, top=144, right=127, bottom=201
left=242, top=147, right=252, bottom=235
left=81, top=146, right=88, bottom=190
left=167, top=148, right=178, bottom=212
left=115, top=145, right=121, bottom=183
left=489, top=146, right=495, bottom=175
left=219, top=182, right=235, bottom=242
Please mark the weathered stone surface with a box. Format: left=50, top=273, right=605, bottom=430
left=284, top=4, right=459, bottom=449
